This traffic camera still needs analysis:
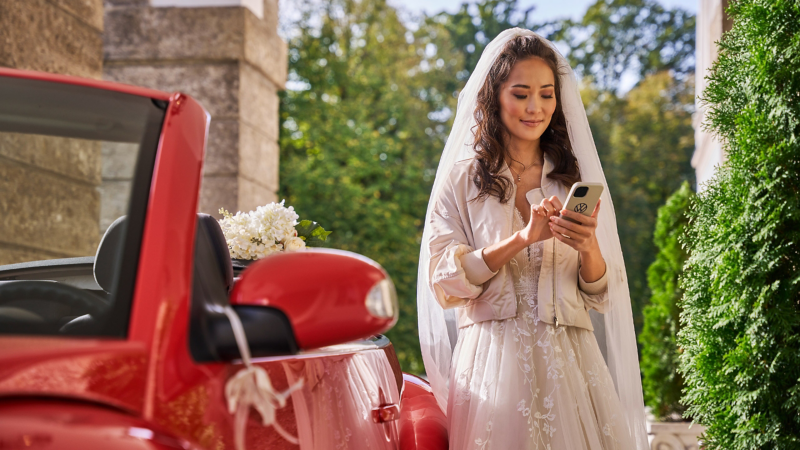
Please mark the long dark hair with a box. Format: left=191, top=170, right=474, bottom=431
left=471, top=35, right=581, bottom=203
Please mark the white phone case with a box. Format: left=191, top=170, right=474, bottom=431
left=563, top=182, right=604, bottom=222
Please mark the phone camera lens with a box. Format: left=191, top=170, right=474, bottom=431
left=575, top=186, right=589, bottom=198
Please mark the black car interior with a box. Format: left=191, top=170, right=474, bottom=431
left=188, top=213, right=298, bottom=362
left=0, top=214, right=299, bottom=359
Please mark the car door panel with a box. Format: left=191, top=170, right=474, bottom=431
left=279, top=346, right=400, bottom=449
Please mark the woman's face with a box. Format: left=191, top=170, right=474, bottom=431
left=498, top=57, right=557, bottom=146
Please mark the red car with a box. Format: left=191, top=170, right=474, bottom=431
left=0, top=68, right=447, bottom=450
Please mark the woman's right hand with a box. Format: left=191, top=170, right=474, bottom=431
left=482, top=196, right=562, bottom=273
left=518, top=197, right=560, bottom=245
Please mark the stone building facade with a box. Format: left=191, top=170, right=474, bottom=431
left=692, top=0, right=733, bottom=190
left=104, top=0, right=286, bottom=216
left=0, top=0, right=285, bottom=265
left=0, top=0, right=106, bottom=265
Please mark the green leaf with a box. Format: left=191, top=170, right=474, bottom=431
left=296, top=219, right=332, bottom=244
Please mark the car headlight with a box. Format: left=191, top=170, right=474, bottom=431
left=365, top=278, right=397, bottom=319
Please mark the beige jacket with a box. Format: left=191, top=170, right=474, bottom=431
left=427, top=155, right=609, bottom=331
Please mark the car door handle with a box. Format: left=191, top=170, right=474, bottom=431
left=371, top=403, right=400, bottom=423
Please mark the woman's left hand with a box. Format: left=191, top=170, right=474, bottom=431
left=548, top=199, right=601, bottom=253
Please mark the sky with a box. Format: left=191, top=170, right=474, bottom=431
left=279, top=0, right=698, bottom=39
left=278, top=0, right=698, bottom=93
left=386, top=0, right=697, bottom=22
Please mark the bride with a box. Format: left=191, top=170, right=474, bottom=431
left=417, top=28, right=649, bottom=449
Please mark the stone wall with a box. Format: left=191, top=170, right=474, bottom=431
left=0, top=0, right=104, bottom=79
left=103, top=0, right=286, bottom=217
left=0, top=133, right=103, bottom=265
left=0, top=0, right=105, bottom=264
left=648, top=422, right=705, bottom=450
left=0, top=0, right=285, bottom=265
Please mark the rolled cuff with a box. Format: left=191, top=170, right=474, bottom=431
left=430, top=244, right=484, bottom=309
left=578, top=264, right=608, bottom=295
left=459, top=247, right=498, bottom=286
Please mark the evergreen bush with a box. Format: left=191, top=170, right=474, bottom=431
left=678, top=1, right=800, bottom=448
left=639, top=181, right=693, bottom=421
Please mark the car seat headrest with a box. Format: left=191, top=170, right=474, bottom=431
left=94, top=214, right=233, bottom=294
left=196, top=213, right=233, bottom=292
left=94, top=216, right=127, bottom=293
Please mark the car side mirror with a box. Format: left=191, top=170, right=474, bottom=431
left=229, top=249, right=398, bottom=351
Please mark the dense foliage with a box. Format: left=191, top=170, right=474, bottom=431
left=638, top=182, right=693, bottom=420
left=678, top=0, right=800, bottom=447
left=278, top=0, right=452, bottom=372
left=279, top=0, right=697, bottom=373
left=594, top=71, right=696, bottom=331
left=549, top=0, right=696, bottom=92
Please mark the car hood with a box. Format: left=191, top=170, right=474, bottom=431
left=0, top=398, right=198, bottom=449
left=0, top=337, right=148, bottom=414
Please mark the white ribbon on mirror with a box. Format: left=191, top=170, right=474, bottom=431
left=221, top=306, right=305, bottom=449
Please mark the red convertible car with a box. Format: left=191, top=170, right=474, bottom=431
left=0, top=68, right=447, bottom=449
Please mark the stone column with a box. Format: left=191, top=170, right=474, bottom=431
left=0, top=0, right=105, bottom=265
left=103, top=0, right=286, bottom=217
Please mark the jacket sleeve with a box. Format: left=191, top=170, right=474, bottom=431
left=427, top=178, right=498, bottom=310
left=578, top=261, right=610, bottom=313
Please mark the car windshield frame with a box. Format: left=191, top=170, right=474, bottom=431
left=0, top=75, right=167, bottom=338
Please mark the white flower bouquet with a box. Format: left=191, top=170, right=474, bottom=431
left=218, top=200, right=331, bottom=261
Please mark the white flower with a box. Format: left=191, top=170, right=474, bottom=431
left=218, top=200, right=301, bottom=260
left=283, top=236, right=306, bottom=251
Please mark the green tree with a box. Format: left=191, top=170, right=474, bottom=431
left=605, top=71, right=696, bottom=330
left=582, top=71, right=695, bottom=333
left=279, top=0, right=460, bottom=373
left=638, top=181, right=693, bottom=420
left=279, top=0, right=698, bottom=375
left=550, top=0, right=697, bottom=335
left=427, top=0, right=538, bottom=79
left=548, top=0, right=696, bottom=92
left=678, top=1, right=800, bottom=447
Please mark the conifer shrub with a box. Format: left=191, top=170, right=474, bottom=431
left=678, top=1, right=800, bottom=448
left=639, top=182, right=693, bottom=421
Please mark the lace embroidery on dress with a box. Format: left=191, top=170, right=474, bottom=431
left=509, top=207, right=562, bottom=447
left=450, top=207, right=628, bottom=450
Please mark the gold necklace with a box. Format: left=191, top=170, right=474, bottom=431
left=507, top=156, right=534, bottom=183
left=507, top=154, right=543, bottom=183
left=508, top=164, right=524, bottom=183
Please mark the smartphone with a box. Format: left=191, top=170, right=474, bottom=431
left=562, top=182, right=604, bottom=224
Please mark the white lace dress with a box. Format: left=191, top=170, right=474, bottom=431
left=447, top=206, right=636, bottom=450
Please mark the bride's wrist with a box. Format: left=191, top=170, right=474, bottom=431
left=579, top=240, right=602, bottom=261
left=512, top=230, right=530, bottom=247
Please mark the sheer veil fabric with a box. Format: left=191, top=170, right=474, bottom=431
left=416, top=28, right=649, bottom=448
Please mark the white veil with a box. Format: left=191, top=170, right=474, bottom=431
left=416, top=28, right=649, bottom=449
